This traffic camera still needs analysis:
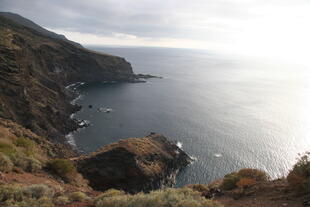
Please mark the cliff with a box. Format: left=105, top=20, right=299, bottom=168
left=0, top=12, right=83, bottom=48
left=0, top=15, right=134, bottom=142
left=74, top=133, right=192, bottom=193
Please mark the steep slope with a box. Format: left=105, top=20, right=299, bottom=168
left=0, top=15, right=134, bottom=142
left=0, top=12, right=83, bottom=48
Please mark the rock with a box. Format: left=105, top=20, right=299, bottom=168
left=74, top=133, right=192, bottom=193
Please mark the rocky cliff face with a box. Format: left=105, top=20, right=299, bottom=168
left=0, top=15, right=134, bottom=142
left=74, top=133, right=192, bottom=193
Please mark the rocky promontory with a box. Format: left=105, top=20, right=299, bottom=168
left=74, top=133, right=192, bottom=193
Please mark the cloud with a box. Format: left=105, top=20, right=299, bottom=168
left=1, top=0, right=310, bottom=63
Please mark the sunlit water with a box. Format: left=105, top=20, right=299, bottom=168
left=70, top=46, right=310, bottom=186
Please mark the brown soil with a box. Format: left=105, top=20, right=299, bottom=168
left=215, top=179, right=307, bottom=207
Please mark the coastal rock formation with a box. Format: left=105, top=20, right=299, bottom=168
left=0, top=15, right=134, bottom=142
left=74, top=133, right=192, bottom=193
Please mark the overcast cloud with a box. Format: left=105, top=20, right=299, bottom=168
left=1, top=0, right=310, bottom=62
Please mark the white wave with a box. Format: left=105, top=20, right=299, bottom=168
left=70, top=94, right=83, bottom=105
left=78, top=120, right=90, bottom=127
left=176, top=141, right=183, bottom=149
left=214, top=153, right=223, bottom=158
left=190, top=156, right=198, bottom=162
left=66, top=133, right=77, bottom=147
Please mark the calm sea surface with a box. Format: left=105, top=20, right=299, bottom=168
left=69, top=46, right=310, bottom=186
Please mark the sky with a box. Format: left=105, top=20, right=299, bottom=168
left=1, top=0, right=310, bottom=63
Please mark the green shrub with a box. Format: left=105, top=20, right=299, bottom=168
left=97, top=189, right=125, bottom=198
left=94, top=188, right=223, bottom=207
left=25, top=157, right=42, bottom=173
left=237, top=168, right=268, bottom=182
left=287, top=151, right=310, bottom=194
left=221, top=172, right=241, bottom=190
left=0, top=184, right=55, bottom=207
left=46, top=159, right=77, bottom=183
left=14, top=137, right=35, bottom=149
left=22, top=184, right=54, bottom=199
left=0, top=141, right=16, bottom=156
left=186, top=184, right=211, bottom=198
left=0, top=185, right=24, bottom=203
left=221, top=168, right=268, bottom=190
left=14, top=137, right=36, bottom=156
left=69, top=192, right=89, bottom=202
left=11, top=153, right=42, bottom=173
left=53, top=196, right=70, bottom=205
left=0, top=152, right=13, bottom=172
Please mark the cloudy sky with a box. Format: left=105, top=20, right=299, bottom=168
left=1, top=0, right=310, bottom=62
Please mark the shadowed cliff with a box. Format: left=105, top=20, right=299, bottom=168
left=0, top=15, right=134, bottom=142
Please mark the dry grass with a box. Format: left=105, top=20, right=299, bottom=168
left=94, top=188, right=223, bottom=207
left=0, top=184, right=55, bottom=207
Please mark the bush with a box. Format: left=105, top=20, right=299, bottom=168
left=69, top=192, right=89, bottom=202
left=14, top=137, right=35, bottom=156
left=221, top=172, right=241, bottom=190
left=14, top=137, right=35, bottom=149
left=94, top=188, right=223, bottom=207
left=0, top=152, right=13, bottom=172
left=186, top=184, right=211, bottom=198
left=0, top=184, right=55, bottom=207
left=22, top=184, right=54, bottom=199
left=236, top=178, right=256, bottom=189
left=221, top=168, right=268, bottom=190
left=25, top=157, right=42, bottom=173
left=287, top=152, right=310, bottom=194
left=46, top=159, right=77, bottom=183
left=237, top=168, right=268, bottom=182
left=11, top=153, right=42, bottom=173
left=0, top=141, right=16, bottom=156
left=53, top=196, right=70, bottom=205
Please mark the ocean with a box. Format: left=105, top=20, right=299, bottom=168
left=68, top=46, right=310, bottom=186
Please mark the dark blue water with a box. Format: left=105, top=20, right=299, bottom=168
left=69, top=46, right=310, bottom=186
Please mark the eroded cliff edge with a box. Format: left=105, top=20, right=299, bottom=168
left=0, top=15, right=134, bottom=143
left=74, top=133, right=192, bottom=193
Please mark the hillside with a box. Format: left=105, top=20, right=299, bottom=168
left=0, top=12, right=83, bottom=48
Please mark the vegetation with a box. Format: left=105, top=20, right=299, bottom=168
left=221, top=168, right=268, bottom=190
left=94, top=188, right=223, bottom=207
left=69, top=191, right=89, bottom=202
left=14, top=137, right=35, bottom=149
left=53, top=196, right=70, bottom=205
left=14, top=137, right=35, bottom=156
left=0, top=152, right=13, bottom=172
left=0, top=139, right=42, bottom=173
left=0, top=184, right=55, bottom=207
left=287, top=151, right=310, bottom=194
left=0, top=141, right=16, bottom=156
left=46, top=159, right=77, bottom=183
left=186, top=184, right=211, bottom=198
